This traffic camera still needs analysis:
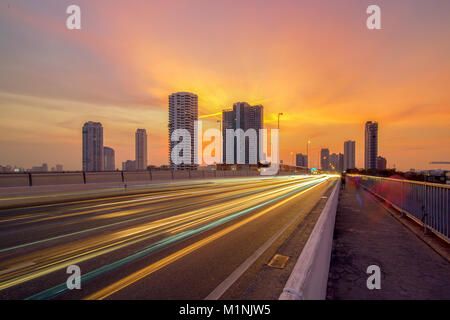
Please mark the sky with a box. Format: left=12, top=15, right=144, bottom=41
left=0, top=0, right=449, bottom=171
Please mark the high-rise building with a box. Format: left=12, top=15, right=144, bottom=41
left=222, top=109, right=235, bottom=164
left=321, top=148, right=330, bottom=171
left=296, top=153, right=308, bottom=167
left=122, top=160, right=136, bottom=171
left=104, top=147, right=115, bottom=171
left=365, top=121, right=378, bottom=170
left=344, top=140, right=356, bottom=171
left=222, top=102, right=263, bottom=164
left=1, top=165, right=12, bottom=173
left=169, top=92, right=198, bottom=170
left=338, top=153, right=344, bottom=172
left=135, top=129, right=147, bottom=171
left=330, top=153, right=345, bottom=172
left=377, top=156, right=387, bottom=170
left=82, top=121, right=104, bottom=172
left=31, top=163, right=48, bottom=172
left=330, top=153, right=338, bottom=172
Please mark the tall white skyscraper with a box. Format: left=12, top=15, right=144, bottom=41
left=365, top=121, right=378, bottom=170
left=82, top=121, right=104, bottom=172
left=169, top=92, right=198, bottom=170
left=135, top=129, right=147, bottom=171
left=344, top=140, right=356, bottom=171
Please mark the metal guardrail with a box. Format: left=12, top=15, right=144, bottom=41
left=349, top=175, right=449, bottom=243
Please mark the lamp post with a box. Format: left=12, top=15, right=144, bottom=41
left=318, top=151, right=320, bottom=169
left=277, top=113, right=283, bottom=130
left=217, top=119, right=221, bottom=132
left=217, top=119, right=222, bottom=164
left=307, top=140, right=311, bottom=169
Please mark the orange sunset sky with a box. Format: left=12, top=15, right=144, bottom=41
left=0, top=0, right=449, bottom=171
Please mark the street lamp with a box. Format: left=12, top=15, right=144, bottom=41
left=307, top=140, right=311, bottom=169
left=217, top=120, right=221, bottom=132
left=277, top=113, right=283, bottom=130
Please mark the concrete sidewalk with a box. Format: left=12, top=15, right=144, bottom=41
left=327, top=183, right=450, bottom=300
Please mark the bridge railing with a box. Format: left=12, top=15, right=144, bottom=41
left=348, top=175, right=449, bottom=243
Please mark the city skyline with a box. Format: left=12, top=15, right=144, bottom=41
left=0, top=107, right=445, bottom=173
left=0, top=114, right=442, bottom=172
left=1, top=1, right=449, bottom=171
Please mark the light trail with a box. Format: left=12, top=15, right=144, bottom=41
left=85, top=179, right=327, bottom=300
left=0, top=177, right=314, bottom=254
left=0, top=176, right=318, bottom=292
left=20, top=177, right=329, bottom=300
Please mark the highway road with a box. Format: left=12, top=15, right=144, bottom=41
left=0, top=175, right=338, bottom=300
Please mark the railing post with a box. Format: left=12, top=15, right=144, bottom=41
left=121, top=170, right=124, bottom=183
left=28, top=172, right=33, bottom=187
left=149, top=168, right=152, bottom=181
left=82, top=171, right=86, bottom=184
left=422, top=184, right=429, bottom=235
left=400, top=181, right=405, bottom=218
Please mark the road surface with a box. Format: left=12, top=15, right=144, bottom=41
left=0, top=175, right=337, bottom=300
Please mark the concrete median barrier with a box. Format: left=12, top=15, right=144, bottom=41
left=279, top=180, right=340, bottom=300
